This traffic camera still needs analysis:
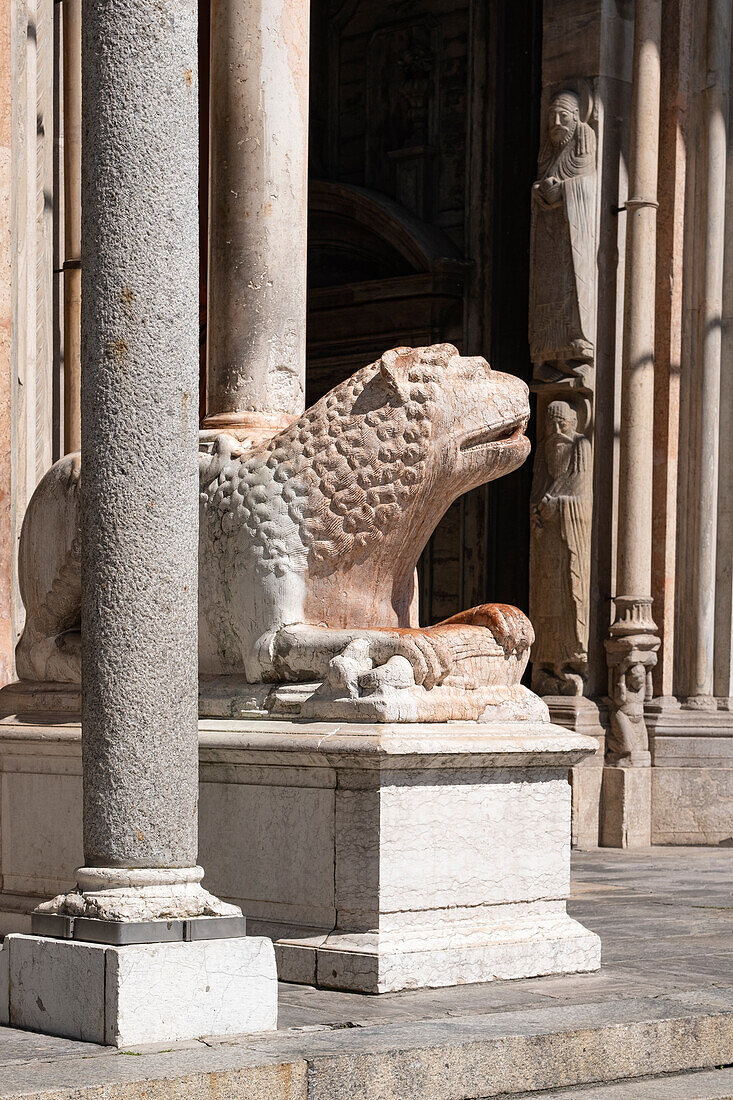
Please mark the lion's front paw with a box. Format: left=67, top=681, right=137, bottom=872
left=324, top=632, right=452, bottom=696
left=390, top=631, right=453, bottom=690
left=436, top=603, right=534, bottom=656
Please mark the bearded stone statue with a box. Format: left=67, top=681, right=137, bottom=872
left=529, top=90, right=597, bottom=387
left=528, top=88, right=597, bottom=698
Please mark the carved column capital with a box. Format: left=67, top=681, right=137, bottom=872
left=608, top=595, right=657, bottom=637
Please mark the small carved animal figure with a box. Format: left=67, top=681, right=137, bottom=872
left=16, top=344, right=532, bottom=695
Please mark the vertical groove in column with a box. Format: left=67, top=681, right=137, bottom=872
left=651, top=0, right=688, bottom=698
left=81, top=0, right=199, bottom=868
left=62, top=0, right=82, bottom=455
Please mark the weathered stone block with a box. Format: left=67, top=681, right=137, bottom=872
left=600, top=766, right=652, bottom=848
left=8, top=934, right=106, bottom=1042
left=0, top=942, right=8, bottom=1026
left=652, top=767, right=733, bottom=845
left=233, top=719, right=602, bottom=992
left=570, top=763, right=603, bottom=849
left=5, top=934, right=277, bottom=1046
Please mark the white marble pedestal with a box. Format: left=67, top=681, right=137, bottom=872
left=198, top=720, right=601, bottom=993
left=0, top=715, right=601, bottom=995
left=0, top=933, right=277, bottom=1045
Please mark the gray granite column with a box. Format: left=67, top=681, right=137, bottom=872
left=53, top=0, right=234, bottom=918
left=203, top=0, right=310, bottom=444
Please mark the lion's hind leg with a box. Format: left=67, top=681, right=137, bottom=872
left=15, top=454, right=82, bottom=684
left=15, top=624, right=81, bottom=683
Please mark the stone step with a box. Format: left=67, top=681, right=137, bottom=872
left=0, top=989, right=731, bottom=1099
left=515, top=1067, right=733, bottom=1099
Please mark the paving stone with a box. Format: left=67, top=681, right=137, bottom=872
left=513, top=1066, right=733, bottom=1098
left=0, top=1025, right=110, bottom=1066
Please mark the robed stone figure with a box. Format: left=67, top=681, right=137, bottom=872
left=530, top=401, right=592, bottom=696
left=529, top=89, right=597, bottom=696
left=529, top=91, right=597, bottom=382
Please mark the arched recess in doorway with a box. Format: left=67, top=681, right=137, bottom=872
left=306, top=180, right=469, bottom=402
left=307, top=179, right=473, bottom=625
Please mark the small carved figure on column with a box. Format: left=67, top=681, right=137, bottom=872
left=607, top=661, right=647, bottom=765
left=530, top=399, right=591, bottom=695
left=529, top=90, right=597, bottom=389
left=603, top=642, right=655, bottom=761
left=604, top=598, right=660, bottom=767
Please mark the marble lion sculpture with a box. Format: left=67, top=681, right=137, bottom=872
left=16, top=343, right=546, bottom=722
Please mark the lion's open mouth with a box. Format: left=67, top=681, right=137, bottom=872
left=460, top=418, right=528, bottom=453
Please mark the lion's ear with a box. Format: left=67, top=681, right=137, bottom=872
left=379, top=348, right=412, bottom=401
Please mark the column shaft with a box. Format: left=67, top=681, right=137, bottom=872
left=204, top=0, right=309, bottom=439
left=80, top=0, right=199, bottom=869
left=616, top=1, right=662, bottom=601
left=651, top=0, right=688, bottom=697
left=690, top=0, right=730, bottom=697
left=716, top=5, right=733, bottom=697
left=603, top=0, right=662, bottom=821
left=62, top=0, right=81, bottom=454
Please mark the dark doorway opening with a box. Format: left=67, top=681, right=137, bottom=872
left=307, top=0, right=542, bottom=624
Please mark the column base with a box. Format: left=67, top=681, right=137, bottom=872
left=275, top=905, right=601, bottom=994
left=199, top=411, right=298, bottom=447
left=0, top=932, right=277, bottom=1046
left=35, top=865, right=242, bottom=924
left=600, top=766, right=652, bottom=847
left=31, top=910, right=246, bottom=944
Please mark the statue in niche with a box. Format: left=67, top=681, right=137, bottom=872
left=528, top=86, right=597, bottom=697
left=529, top=89, right=597, bottom=390
left=530, top=399, right=592, bottom=696
left=397, top=43, right=434, bottom=146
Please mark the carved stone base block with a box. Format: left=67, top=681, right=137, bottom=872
left=570, top=766, right=603, bottom=850
left=600, top=766, right=652, bottom=848
left=221, top=719, right=600, bottom=993
left=0, top=678, right=548, bottom=726
left=0, top=933, right=277, bottom=1046
left=277, top=905, right=600, bottom=995
left=544, top=697, right=606, bottom=849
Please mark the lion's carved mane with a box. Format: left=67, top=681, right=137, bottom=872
left=201, top=354, right=439, bottom=578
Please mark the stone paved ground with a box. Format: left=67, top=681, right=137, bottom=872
left=276, top=846, right=733, bottom=1028
left=0, top=847, right=731, bottom=1098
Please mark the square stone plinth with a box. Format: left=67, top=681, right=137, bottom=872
left=600, top=766, right=652, bottom=848
left=197, top=719, right=602, bottom=993
left=2, top=933, right=277, bottom=1046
